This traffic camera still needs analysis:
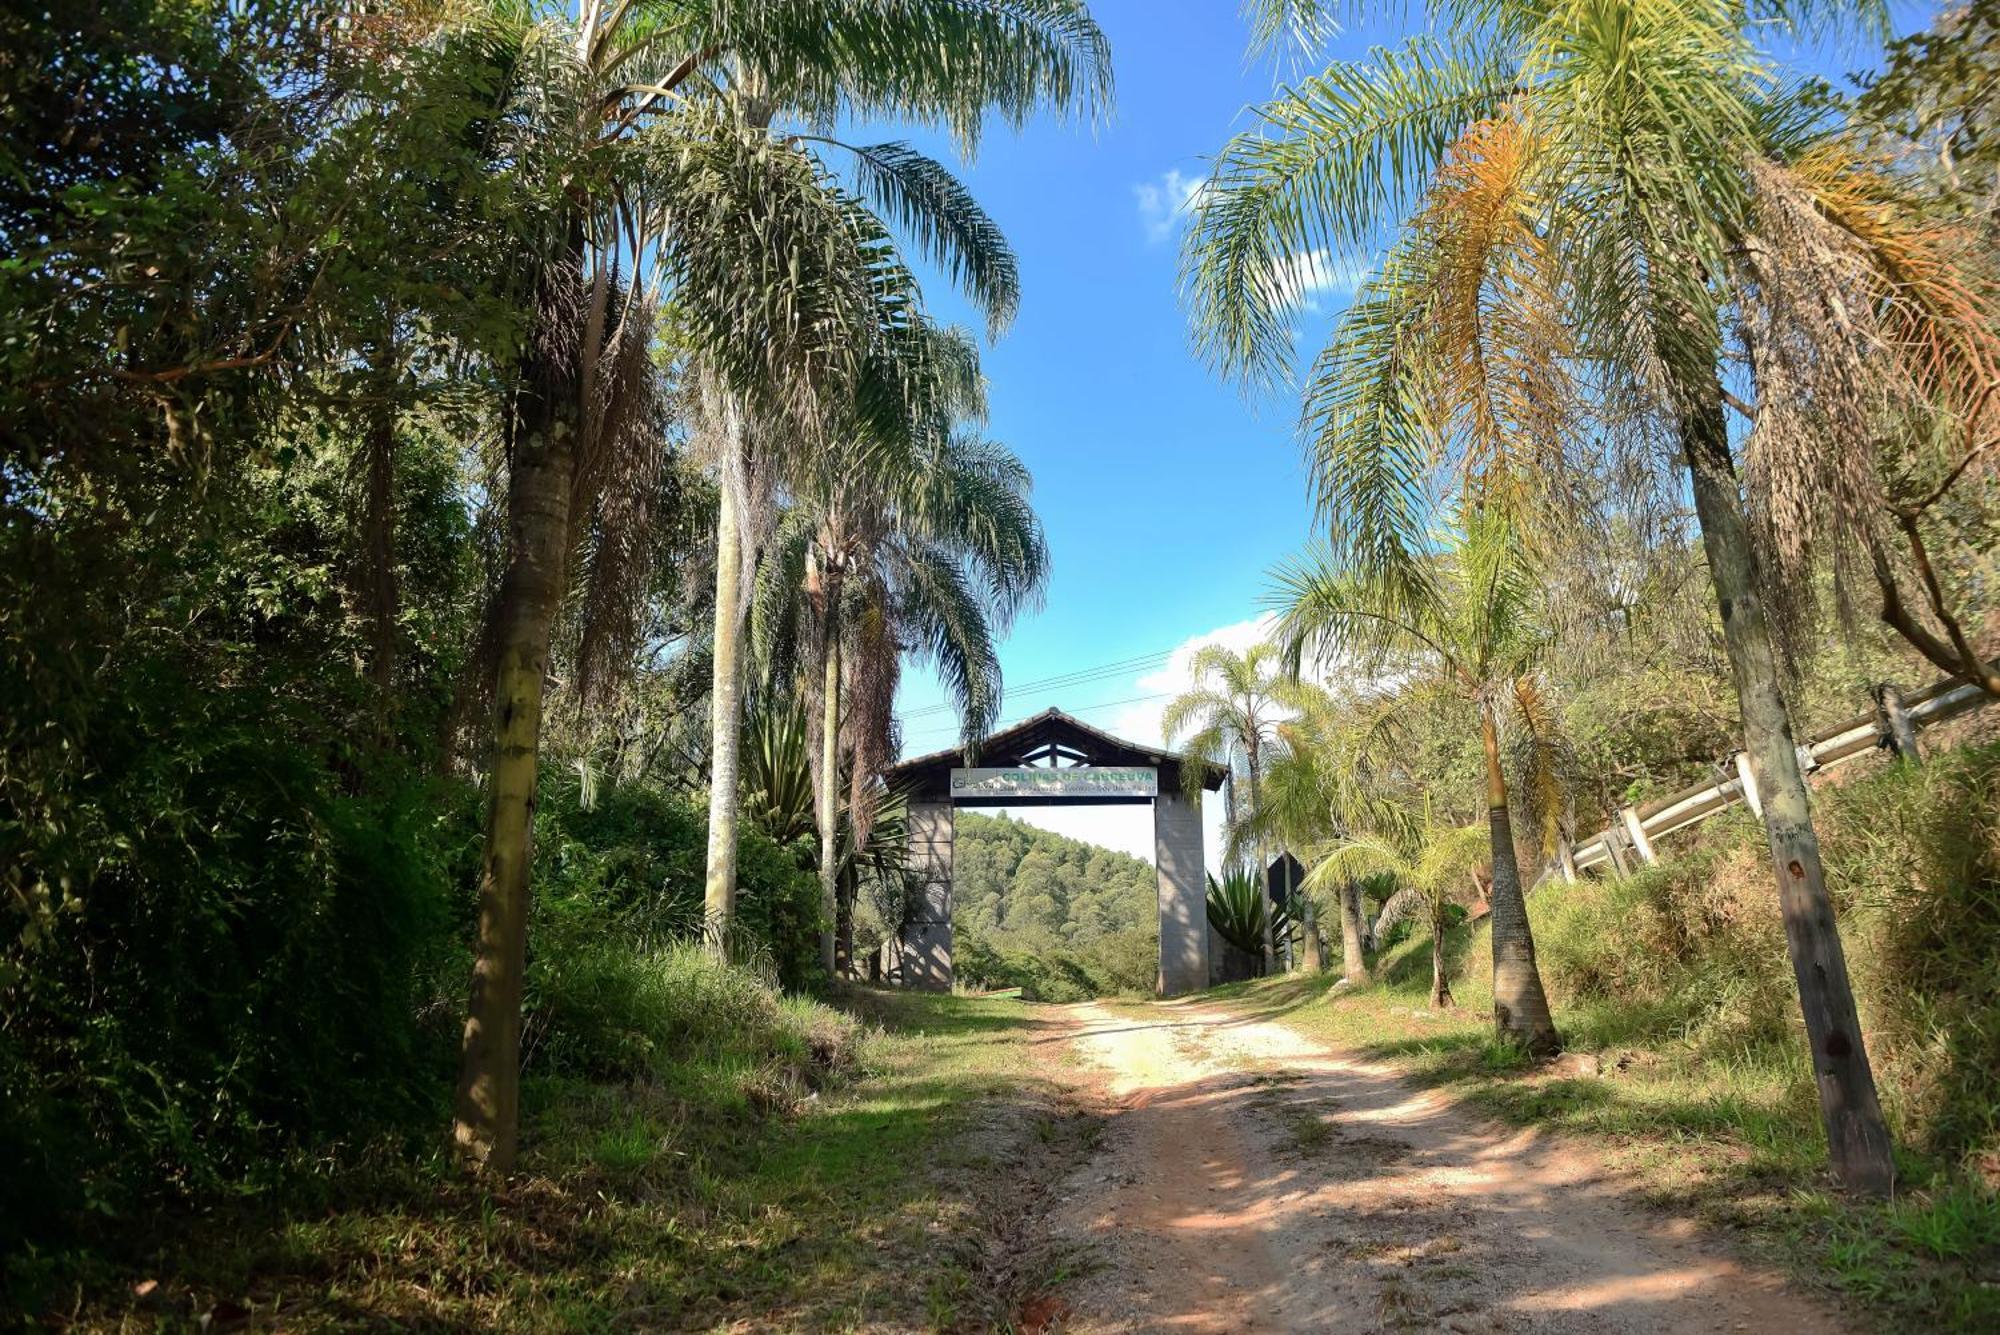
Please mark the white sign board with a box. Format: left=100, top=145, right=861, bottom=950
left=949, top=766, right=1159, bottom=799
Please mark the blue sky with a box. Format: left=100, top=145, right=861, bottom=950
left=880, top=0, right=1932, bottom=863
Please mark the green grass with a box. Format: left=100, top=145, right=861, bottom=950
left=26, top=986, right=1098, bottom=1332
left=1199, top=917, right=2000, bottom=1332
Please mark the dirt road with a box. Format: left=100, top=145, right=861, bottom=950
left=1039, top=1000, right=1841, bottom=1334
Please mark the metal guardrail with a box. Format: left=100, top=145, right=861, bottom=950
left=1560, top=677, right=1992, bottom=878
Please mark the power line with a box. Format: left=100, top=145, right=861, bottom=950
left=902, top=689, right=1179, bottom=744
left=899, top=653, right=1171, bottom=717
left=898, top=646, right=1178, bottom=720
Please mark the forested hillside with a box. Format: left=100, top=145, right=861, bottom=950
left=951, top=813, right=1157, bottom=998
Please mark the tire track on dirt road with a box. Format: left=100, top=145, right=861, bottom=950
left=1036, top=1000, right=1843, bottom=1334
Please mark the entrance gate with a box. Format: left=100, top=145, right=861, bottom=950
left=879, top=709, right=1227, bottom=997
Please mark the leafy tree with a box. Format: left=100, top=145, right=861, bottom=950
left=1237, top=678, right=1422, bottom=982
left=689, top=1, right=1112, bottom=963
left=433, top=0, right=1109, bottom=1172
left=949, top=813, right=1158, bottom=998
left=1, top=0, right=528, bottom=1222
left=1187, top=0, right=1920, bottom=1190
left=1308, top=820, right=1490, bottom=1009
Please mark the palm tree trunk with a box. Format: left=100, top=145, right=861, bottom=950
left=1481, top=700, right=1558, bottom=1055
left=703, top=444, right=747, bottom=952
left=1339, top=881, right=1368, bottom=984
left=1246, top=738, right=1276, bottom=972
left=1296, top=858, right=1324, bottom=973
left=452, top=342, right=576, bottom=1174
left=1429, top=899, right=1453, bottom=1008
left=816, top=573, right=844, bottom=978
left=1679, top=383, right=1895, bottom=1195
left=835, top=867, right=856, bottom=976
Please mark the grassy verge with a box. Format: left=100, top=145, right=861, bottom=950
left=1200, top=922, right=2000, bottom=1331
left=28, top=985, right=1096, bottom=1332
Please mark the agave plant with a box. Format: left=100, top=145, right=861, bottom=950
left=1205, top=867, right=1289, bottom=967
left=742, top=700, right=817, bottom=847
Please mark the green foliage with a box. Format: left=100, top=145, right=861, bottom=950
left=532, top=779, right=825, bottom=1005
left=949, top=812, right=1157, bottom=999
left=0, top=720, right=467, bottom=1253
left=1491, top=742, right=2000, bottom=1171
left=1205, top=867, right=1287, bottom=958
left=527, top=939, right=856, bottom=1100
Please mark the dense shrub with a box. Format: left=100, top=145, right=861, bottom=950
left=529, top=780, right=824, bottom=996
left=0, top=679, right=468, bottom=1255
left=1505, top=743, right=2000, bottom=1171
left=1827, top=745, right=2000, bottom=1167
left=525, top=941, right=859, bottom=1103
left=1, top=742, right=823, bottom=1265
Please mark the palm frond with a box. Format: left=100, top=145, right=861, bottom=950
left=698, top=0, right=1112, bottom=151
left=1296, top=245, right=1453, bottom=585
left=1182, top=37, right=1513, bottom=386
left=896, top=538, right=1004, bottom=751
left=838, top=140, right=1021, bottom=335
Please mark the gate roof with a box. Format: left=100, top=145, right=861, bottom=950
left=884, top=708, right=1228, bottom=804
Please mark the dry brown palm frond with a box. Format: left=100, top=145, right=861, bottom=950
left=573, top=296, right=671, bottom=709
left=449, top=251, right=589, bottom=764
left=1739, top=147, right=2000, bottom=659
left=1789, top=143, right=2000, bottom=421
left=1413, top=111, right=1576, bottom=527
left=1503, top=673, right=1577, bottom=859
left=841, top=584, right=901, bottom=849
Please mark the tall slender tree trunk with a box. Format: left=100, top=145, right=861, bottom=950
left=835, top=871, right=855, bottom=976
left=1339, top=881, right=1368, bottom=984
left=703, top=433, right=748, bottom=953
left=816, top=569, right=844, bottom=978
left=452, top=327, right=578, bottom=1173
left=1481, top=700, right=1558, bottom=1055
left=1246, top=738, right=1276, bottom=972
left=360, top=346, right=399, bottom=710
left=1679, top=383, right=1895, bottom=1195
left=1296, top=857, right=1324, bottom=973
left=1429, top=899, right=1454, bottom=1008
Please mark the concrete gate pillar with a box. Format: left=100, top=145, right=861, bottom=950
left=899, top=800, right=955, bottom=990
left=1154, top=790, right=1209, bottom=997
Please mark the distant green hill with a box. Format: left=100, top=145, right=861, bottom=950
left=950, top=811, right=1156, bottom=999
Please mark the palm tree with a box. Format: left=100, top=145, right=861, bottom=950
left=446, top=0, right=1110, bottom=1174
left=1272, top=509, right=1563, bottom=1053
left=1186, top=0, right=1901, bottom=1191
left=1163, top=642, right=1288, bottom=971
left=1237, top=678, right=1418, bottom=983
left=691, top=4, right=1112, bottom=957
left=753, top=337, right=1049, bottom=975
left=1308, top=819, right=1491, bottom=1010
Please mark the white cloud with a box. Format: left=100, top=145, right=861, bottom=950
left=1134, top=168, right=1205, bottom=244
left=1275, top=248, right=1371, bottom=312
left=1107, top=613, right=1281, bottom=750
